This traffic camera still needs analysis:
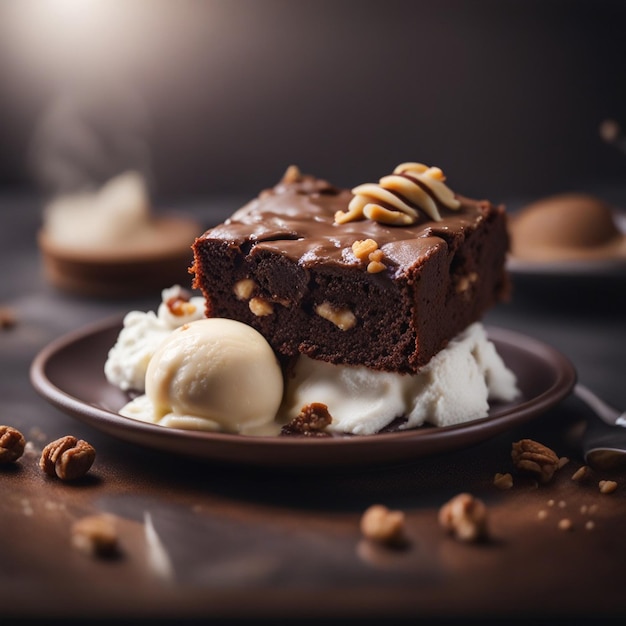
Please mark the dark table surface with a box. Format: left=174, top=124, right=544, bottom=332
left=1, top=190, right=626, bottom=623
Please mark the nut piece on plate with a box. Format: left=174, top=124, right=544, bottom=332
left=0, top=425, right=26, bottom=464
left=280, top=402, right=332, bottom=437
left=360, top=504, right=407, bottom=546
left=40, top=436, right=96, bottom=481
left=71, top=514, right=119, bottom=558
left=511, top=439, right=559, bottom=483
left=438, top=493, right=489, bottom=543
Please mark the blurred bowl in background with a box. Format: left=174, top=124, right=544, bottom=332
left=38, top=213, right=200, bottom=298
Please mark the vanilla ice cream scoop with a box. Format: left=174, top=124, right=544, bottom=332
left=139, top=318, right=284, bottom=434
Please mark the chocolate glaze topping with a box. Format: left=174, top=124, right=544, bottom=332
left=200, top=173, right=493, bottom=276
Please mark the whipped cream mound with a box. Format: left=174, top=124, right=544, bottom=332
left=120, top=318, right=284, bottom=435
left=104, top=285, right=205, bottom=392
left=278, top=323, right=520, bottom=435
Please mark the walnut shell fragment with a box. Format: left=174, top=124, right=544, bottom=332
left=360, top=504, right=406, bottom=546
left=72, top=514, right=119, bottom=557
left=511, top=439, right=559, bottom=483
left=438, top=493, right=489, bottom=543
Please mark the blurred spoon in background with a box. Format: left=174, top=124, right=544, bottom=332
left=575, top=383, right=626, bottom=469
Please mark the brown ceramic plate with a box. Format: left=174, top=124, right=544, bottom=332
left=30, top=316, right=576, bottom=468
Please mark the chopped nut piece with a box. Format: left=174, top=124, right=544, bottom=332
left=351, top=239, right=379, bottom=261
left=558, top=500, right=567, bottom=509
left=165, top=289, right=196, bottom=316
left=233, top=278, right=256, bottom=300
left=315, top=302, right=356, bottom=331
left=367, top=260, right=386, bottom=274
left=558, top=518, right=573, bottom=531
left=360, top=504, right=406, bottom=546
left=599, top=480, right=618, bottom=494
left=249, top=297, right=273, bottom=317
left=71, top=514, right=119, bottom=557
left=438, top=493, right=488, bottom=543
left=537, top=509, right=548, bottom=520
left=281, top=164, right=302, bottom=184
left=572, top=465, right=591, bottom=482
left=368, top=249, right=384, bottom=262
left=456, top=272, right=478, bottom=294
left=40, top=436, right=96, bottom=481
left=493, top=472, right=513, bottom=490
left=281, top=403, right=332, bottom=437
left=558, top=456, right=570, bottom=469
left=0, top=306, right=16, bottom=329
left=511, top=439, right=559, bottom=483
left=0, top=425, right=26, bottom=464
left=585, top=520, right=595, bottom=531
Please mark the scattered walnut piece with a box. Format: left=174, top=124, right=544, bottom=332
left=71, top=514, right=119, bottom=558
left=493, top=472, right=513, bottom=490
left=558, top=518, right=573, bottom=531
left=249, top=297, right=273, bottom=317
left=0, top=306, right=16, bottom=330
left=40, top=436, right=96, bottom=481
left=511, top=439, right=559, bottom=483
left=0, top=425, right=26, bottom=464
left=438, top=493, right=488, bottom=543
left=571, top=465, right=591, bottom=482
left=585, top=520, right=595, bottom=531
left=315, top=302, right=356, bottom=331
left=537, top=509, right=548, bottom=520
left=599, top=480, right=618, bottom=494
left=281, top=402, right=332, bottom=437
left=558, top=456, right=570, bottom=469
left=233, top=278, right=256, bottom=300
left=360, top=504, right=406, bottom=546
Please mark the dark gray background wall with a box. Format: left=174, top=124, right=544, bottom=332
left=1, top=0, right=625, bottom=208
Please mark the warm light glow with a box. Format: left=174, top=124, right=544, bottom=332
left=2, top=0, right=161, bottom=84
left=33, top=0, right=108, bottom=27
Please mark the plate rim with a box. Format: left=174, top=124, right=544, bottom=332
left=29, top=315, right=577, bottom=464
